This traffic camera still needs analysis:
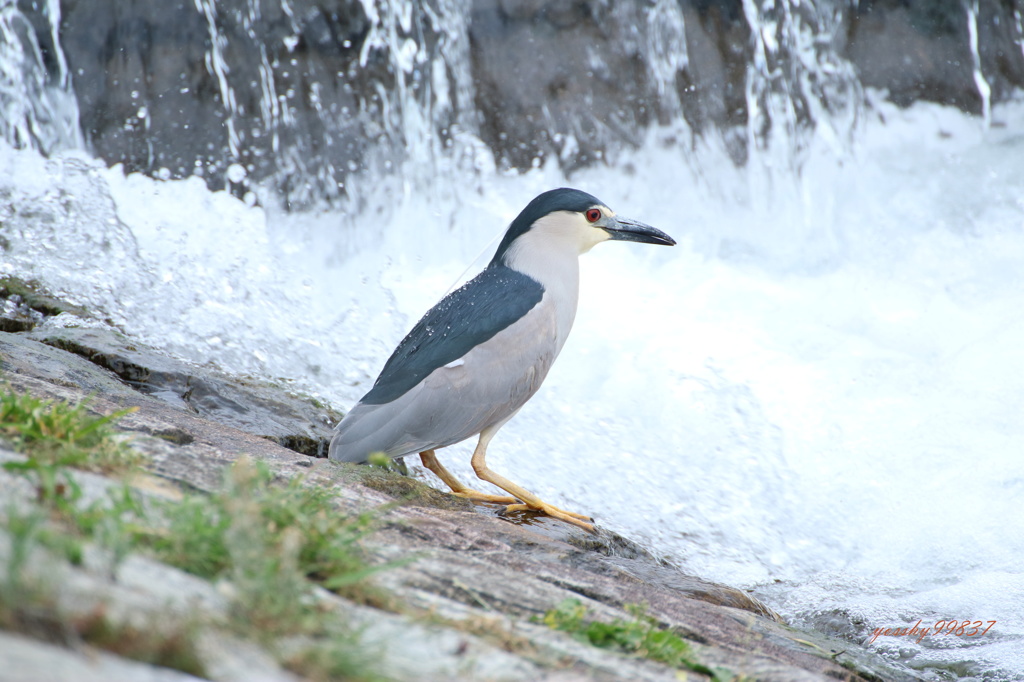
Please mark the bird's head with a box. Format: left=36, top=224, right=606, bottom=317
left=490, top=188, right=675, bottom=269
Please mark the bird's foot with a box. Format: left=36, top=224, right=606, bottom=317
left=452, top=489, right=520, bottom=505
left=504, top=502, right=595, bottom=533
left=504, top=502, right=591, bottom=521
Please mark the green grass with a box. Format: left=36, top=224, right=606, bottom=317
left=148, top=457, right=392, bottom=679
left=0, top=388, right=143, bottom=494
left=0, top=387, right=393, bottom=681
left=148, top=459, right=375, bottom=584
left=0, top=387, right=148, bottom=566
left=540, top=598, right=737, bottom=680
left=143, top=459, right=387, bottom=629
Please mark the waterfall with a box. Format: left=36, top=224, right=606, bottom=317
left=3, top=1, right=1020, bottom=205
left=0, top=0, right=80, bottom=153
left=0, top=0, right=878, bottom=208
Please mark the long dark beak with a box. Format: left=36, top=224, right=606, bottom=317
left=604, top=216, right=676, bottom=246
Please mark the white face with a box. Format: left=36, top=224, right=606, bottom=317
left=501, top=201, right=672, bottom=284
left=499, top=206, right=611, bottom=296
left=526, top=205, right=616, bottom=255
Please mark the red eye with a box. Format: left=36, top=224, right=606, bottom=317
left=585, top=208, right=602, bottom=223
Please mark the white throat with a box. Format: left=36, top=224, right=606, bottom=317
left=501, top=212, right=609, bottom=353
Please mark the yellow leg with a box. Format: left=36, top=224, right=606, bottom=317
left=419, top=450, right=518, bottom=505
left=469, top=426, right=595, bottom=534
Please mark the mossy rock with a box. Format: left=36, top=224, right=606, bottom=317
left=344, top=463, right=473, bottom=512
left=0, top=277, right=87, bottom=319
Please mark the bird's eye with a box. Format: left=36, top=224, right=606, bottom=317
left=585, top=208, right=602, bottom=223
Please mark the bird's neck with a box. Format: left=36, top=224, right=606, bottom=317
left=499, top=231, right=581, bottom=354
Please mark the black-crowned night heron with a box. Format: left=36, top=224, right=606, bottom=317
left=329, top=188, right=675, bottom=532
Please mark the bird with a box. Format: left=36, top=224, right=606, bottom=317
left=329, top=188, right=675, bottom=532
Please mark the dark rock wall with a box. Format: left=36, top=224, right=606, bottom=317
left=845, top=0, right=1024, bottom=111
left=60, top=0, right=466, bottom=206
left=676, top=2, right=750, bottom=139
left=30, top=0, right=1024, bottom=202
left=469, top=1, right=663, bottom=171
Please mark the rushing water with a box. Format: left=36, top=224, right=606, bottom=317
left=3, top=1, right=1024, bottom=679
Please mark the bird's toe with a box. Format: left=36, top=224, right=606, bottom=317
left=452, top=489, right=521, bottom=505
left=504, top=502, right=595, bottom=533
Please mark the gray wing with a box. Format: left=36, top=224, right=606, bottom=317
left=329, top=295, right=559, bottom=462
left=359, top=264, right=544, bottom=405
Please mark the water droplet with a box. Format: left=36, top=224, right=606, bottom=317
left=226, top=163, right=247, bottom=183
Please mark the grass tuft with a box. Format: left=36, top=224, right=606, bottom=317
left=143, top=458, right=378, bottom=589
left=0, top=388, right=143, bottom=488
left=540, top=598, right=737, bottom=680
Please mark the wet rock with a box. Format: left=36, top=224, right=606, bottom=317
left=58, top=0, right=433, bottom=206
left=677, top=2, right=751, bottom=142
left=0, top=331, right=141, bottom=399
left=0, top=297, right=45, bottom=334
left=469, top=1, right=658, bottom=170
left=0, top=331, right=320, bottom=493
left=468, top=0, right=808, bottom=169
left=331, top=593, right=549, bottom=681
left=0, top=277, right=88, bottom=333
left=843, top=0, right=1024, bottom=113
left=0, top=631, right=207, bottom=682
left=21, top=327, right=341, bottom=457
